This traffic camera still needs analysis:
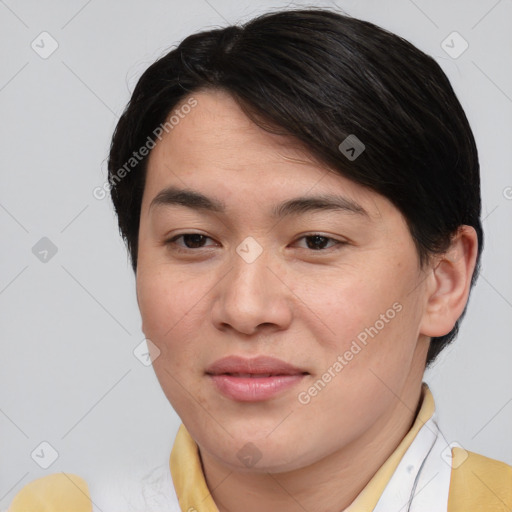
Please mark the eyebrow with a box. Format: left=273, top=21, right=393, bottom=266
left=148, top=185, right=369, bottom=219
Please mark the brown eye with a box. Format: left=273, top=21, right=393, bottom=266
left=165, top=233, right=216, bottom=252
left=294, top=234, right=345, bottom=251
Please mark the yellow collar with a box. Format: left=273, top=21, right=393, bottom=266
left=169, top=383, right=435, bottom=512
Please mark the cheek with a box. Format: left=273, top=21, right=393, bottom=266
left=136, top=266, right=210, bottom=411
left=297, top=266, right=403, bottom=345
left=298, top=256, right=422, bottom=380
left=136, top=266, right=201, bottom=358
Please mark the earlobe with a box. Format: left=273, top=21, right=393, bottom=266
left=419, top=226, right=479, bottom=338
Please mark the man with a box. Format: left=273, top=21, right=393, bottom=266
left=8, top=7, right=511, bottom=512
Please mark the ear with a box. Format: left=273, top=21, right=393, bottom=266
left=419, top=225, right=479, bottom=337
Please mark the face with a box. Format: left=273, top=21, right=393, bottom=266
left=136, top=89, right=431, bottom=473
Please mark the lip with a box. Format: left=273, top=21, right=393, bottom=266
left=206, top=355, right=309, bottom=402
left=205, top=355, right=307, bottom=375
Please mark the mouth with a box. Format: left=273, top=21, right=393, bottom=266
left=205, top=355, right=309, bottom=402
left=213, top=372, right=307, bottom=378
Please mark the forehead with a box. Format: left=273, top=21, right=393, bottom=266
left=142, top=89, right=389, bottom=220
left=150, top=89, right=320, bottom=172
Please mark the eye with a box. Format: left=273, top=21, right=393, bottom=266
left=293, top=234, right=345, bottom=251
left=165, top=233, right=216, bottom=252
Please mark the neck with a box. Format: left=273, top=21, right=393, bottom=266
left=200, top=371, right=425, bottom=512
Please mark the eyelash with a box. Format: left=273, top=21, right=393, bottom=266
left=164, top=233, right=346, bottom=254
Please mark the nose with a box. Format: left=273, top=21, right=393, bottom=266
left=210, top=241, right=293, bottom=336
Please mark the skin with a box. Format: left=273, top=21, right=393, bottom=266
left=135, top=88, right=478, bottom=512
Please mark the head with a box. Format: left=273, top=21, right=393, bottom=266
left=107, top=8, right=482, bottom=472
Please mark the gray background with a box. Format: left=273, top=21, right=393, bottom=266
left=1, top=0, right=511, bottom=508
